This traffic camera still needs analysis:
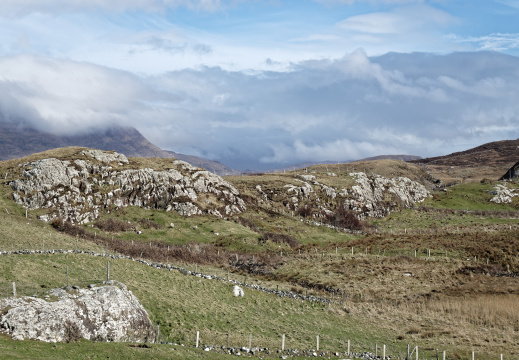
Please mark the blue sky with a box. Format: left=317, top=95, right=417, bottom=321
left=1, top=0, right=519, bottom=170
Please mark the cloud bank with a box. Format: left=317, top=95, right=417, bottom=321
left=1, top=50, right=519, bottom=170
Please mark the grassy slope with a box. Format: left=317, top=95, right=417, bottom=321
left=1, top=151, right=519, bottom=359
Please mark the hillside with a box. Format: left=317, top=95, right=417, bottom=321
left=410, top=139, right=519, bottom=184
left=1, top=148, right=519, bottom=359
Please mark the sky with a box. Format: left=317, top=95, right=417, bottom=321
left=0, top=0, right=519, bottom=170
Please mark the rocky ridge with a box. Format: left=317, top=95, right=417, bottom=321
left=8, top=149, right=245, bottom=223
left=0, top=281, right=156, bottom=343
left=256, top=172, right=429, bottom=220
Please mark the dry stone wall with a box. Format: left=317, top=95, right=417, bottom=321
left=9, top=149, right=245, bottom=223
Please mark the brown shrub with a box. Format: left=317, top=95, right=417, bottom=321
left=138, top=218, right=163, bottom=230
left=260, top=232, right=299, bottom=248
left=94, top=218, right=134, bottom=233
left=328, top=204, right=368, bottom=231
left=298, top=204, right=313, bottom=218
left=236, top=217, right=260, bottom=232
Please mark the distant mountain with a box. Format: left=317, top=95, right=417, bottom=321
left=164, top=151, right=240, bottom=176
left=0, top=122, right=239, bottom=176
left=356, top=154, right=421, bottom=162
left=409, top=139, right=519, bottom=168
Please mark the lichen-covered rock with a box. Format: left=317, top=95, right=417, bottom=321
left=281, top=172, right=429, bottom=219
left=0, top=282, right=156, bottom=343
left=490, top=183, right=517, bottom=204
left=9, top=150, right=245, bottom=223
left=343, top=172, right=429, bottom=218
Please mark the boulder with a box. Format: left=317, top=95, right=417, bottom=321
left=0, top=282, right=157, bottom=343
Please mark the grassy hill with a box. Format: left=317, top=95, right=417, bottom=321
left=1, top=149, right=519, bottom=359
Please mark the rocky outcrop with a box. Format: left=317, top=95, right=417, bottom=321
left=500, top=161, right=519, bottom=181
left=260, top=172, right=429, bottom=220
left=344, top=172, right=430, bottom=218
left=489, top=183, right=517, bottom=204
left=9, top=149, right=245, bottom=223
left=0, top=281, right=156, bottom=343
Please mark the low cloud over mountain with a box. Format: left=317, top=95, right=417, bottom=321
left=1, top=51, right=519, bottom=170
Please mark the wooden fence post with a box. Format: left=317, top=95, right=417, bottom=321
left=347, top=339, right=350, bottom=355
left=196, top=331, right=199, bottom=348
left=12, top=282, right=16, bottom=297
left=227, top=332, right=230, bottom=347
left=316, top=335, right=319, bottom=351
left=383, top=344, right=386, bottom=359
left=248, top=333, right=252, bottom=349
left=281, top=334, right=285, bottom=351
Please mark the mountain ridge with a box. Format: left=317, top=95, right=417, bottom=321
left=0, top=122, right=239, bottom=176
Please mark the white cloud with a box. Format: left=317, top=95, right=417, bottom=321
left=316, top=0, right=425, bottom=4
left=0, top=0, right=227, bottom=17
left=337, top=4, right=456, bottom=35
left=1, top=51, right=519, bottom=170
left=447, top=33, right=519, bottom=52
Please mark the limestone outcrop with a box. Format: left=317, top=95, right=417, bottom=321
left=489, top=183, right=517, bottom=204
left=344, top=172, right=430, bottom=218
left=0, top=281, right=156, bottom=343
left=257, top=171, right=429, bottom=220
left=9, top=149, right=245, bottom=223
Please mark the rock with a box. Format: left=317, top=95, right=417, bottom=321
left=343, top=172, right=429, bottom=218
left=0, top=283, right=156, bottom=343
left=490, top=183, right=517, bottom=204
left=233, top=285, right=244, bottom=297
left=9, top=149, right=245, bottom=223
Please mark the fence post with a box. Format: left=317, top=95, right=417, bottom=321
left=281, top=334, right=285, bottom=351
left=107, top=260, right=110, bottom=282
left=316, top=335, right=319, bottom=351
left=407, top=344, right=410, bottom=359
left=416, top=346, right=418, bottom=360
left=66, top=266, right=69, bottom=288
left=227, top=332, right=230, bottom=347
left=12, top=282, right=16, bottom=297
left=383, top=344, right=386, bottom=359
left=347, top=339, right=350, bottom=355
left=196, top=331, right=199, bottom=348
left=443, top=350, right=446, bottom=360
left=249, top=333, right=252, bottom=349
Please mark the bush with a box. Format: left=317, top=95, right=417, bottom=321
left=94, top=218, right=134, bottom=233
left=298, top=204, right=313, bottom=218
left=329, top=205, right=367, bottom=231
left=260, top=232, right=299, bottom=248
left=138, top=218, right=163, bottom=230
